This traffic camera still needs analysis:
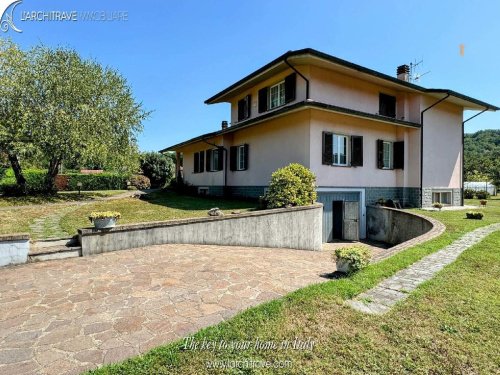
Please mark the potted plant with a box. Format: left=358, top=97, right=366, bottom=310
left=480, top=199, right=487, bottom=207
left=332, top=246, right=372, bottom=274
left=432, top=202, right=443, bottom=211
left=89, top=211, right=121, bottom=229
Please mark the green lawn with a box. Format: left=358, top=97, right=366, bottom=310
left=88, top=197, right=500, bottom=374
left=0, top=190, right=128, bottom=207
left=0, top=190, right=256, bottom=238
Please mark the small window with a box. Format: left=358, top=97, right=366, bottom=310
left=433, top=191, right=452, bottom=205
left=269, top=81, right=285, bottom=109
left=237, top=145, right=246, bottom=170
left=237, top=95, right=251, bottom=121
left=383, top=141, right=393, bottom=169
left=211, top=149, right=219, bottom=172
left=379, top=93, right=396, bottom=118
left=206, top=148, right=223, bottom=172
left=333, top=134, right=348, bottom=166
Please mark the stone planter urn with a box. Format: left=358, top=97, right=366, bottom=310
left=335, top=259, right=352, bottom=273
left=92, top=217, right=118, bottom=229
left=89, top=212, right=121, bottom=230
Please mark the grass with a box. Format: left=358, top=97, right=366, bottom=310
left=88, top=197, right=500, bottom=374
left=0, top=190, right=128, bottom=207
left=0, top=190, right=256, bottom=238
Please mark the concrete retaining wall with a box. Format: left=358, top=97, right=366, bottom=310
left=0, top=234, right=30, bottom=267
left=78, top=203, right=323, bottom=256
left=367, top=205, right=433, bottom=245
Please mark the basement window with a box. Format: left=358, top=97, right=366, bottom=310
left=433, top=191, right=452, bottom=205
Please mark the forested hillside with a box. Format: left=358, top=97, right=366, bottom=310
left=464, top=129, right=500, bottom=186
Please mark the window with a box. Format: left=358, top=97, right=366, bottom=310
left=379, top=93, right=396, bottom=118
left=433, top=191, right=452, bottom=205
left=322, top=132, right=363, bottom=167
left=383, top=141, right=393, bottom=169
left=333, top=134, right=348, bottom=166
left=193, top=151, right=204, bottom=173
left=206, top=148, right=223, bottom=172
left=230, top=144, right=249, bottom=171
left=377, top=140, right=404, bottom=170
left=269, top=81, right=285, bottom=109
left=258, top=73, right=296, bottom=113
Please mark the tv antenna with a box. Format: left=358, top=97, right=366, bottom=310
left=409, top=59, right=430, bottom=83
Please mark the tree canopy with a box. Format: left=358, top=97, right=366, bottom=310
left=0, top=39, right=149, bottom=193
left=464, top=129, right=500, bottom=187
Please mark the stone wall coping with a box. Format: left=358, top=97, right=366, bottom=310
left=78, top=203, right=323, bottom=237
left=0, top=233, right=30, bottom=242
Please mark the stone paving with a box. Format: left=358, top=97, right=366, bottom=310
left=349, top=223, right=500, bottom=314
left=0, top=244, right=332, bottom=375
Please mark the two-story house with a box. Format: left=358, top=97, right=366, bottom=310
left=161, top=49, right=497, bottom=242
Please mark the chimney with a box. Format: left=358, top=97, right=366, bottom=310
left=221, top=120, right=228, bottom=130
left=397, top=64, right=410, bottom=82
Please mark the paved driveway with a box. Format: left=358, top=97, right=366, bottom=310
left=0, top=244, right=332, bottom=375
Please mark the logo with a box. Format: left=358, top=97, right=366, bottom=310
left=0, top=0, right=22, bottom=33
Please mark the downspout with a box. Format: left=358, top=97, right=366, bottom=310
left=461, top=108, right=489, bottom=205
left=420, top=93, right=450, bottom=207
left=284, top=55, right=310, bottom=100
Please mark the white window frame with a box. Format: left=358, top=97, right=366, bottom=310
left=382, top=141, right=393, bottom=169
left=209, top=149, right=220, bottom=172
left=269, top=81, right=285, bottom=109
left=432, top=190, right=452, bottom=205
left=332, top=134, right=349, bottom=166
left=237, top=145, right=246, bottom=171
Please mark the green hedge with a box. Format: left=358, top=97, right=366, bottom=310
left=64, top=173, right=128, bottom=191
left=0, top=169, right=128, bottom=194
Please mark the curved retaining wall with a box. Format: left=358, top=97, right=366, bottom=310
left=78, top=203, right=323, bottom=256
left=367, top=205, right=444, bottom=246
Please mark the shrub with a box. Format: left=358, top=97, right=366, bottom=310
left=65, top=173, right=128, bottom=191
left=480, top=199, right=487, bottom=206
left=475, top=190, right=490, bottom=200
left=265, top=163, right=317, bottom=209
left=130, top=174, right=151, bottom=190
left=463, top=189, right=475, bottom=199
left=466, top=212, right=483, bottom=220
left=332, top=246, right=372, bottom=273
left=432, top=202, right=443, bottom=210
left=140, top=152, right=175, bottom=188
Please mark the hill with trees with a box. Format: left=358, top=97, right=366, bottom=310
left=464, top=129, right=500, bottom=187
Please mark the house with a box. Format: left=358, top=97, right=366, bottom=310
left=161, top=48, right=498, bottom=242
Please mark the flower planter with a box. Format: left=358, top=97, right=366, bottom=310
left=336, top=259, right=352, bottom=274
left=92, top=217, right=118, bottom=229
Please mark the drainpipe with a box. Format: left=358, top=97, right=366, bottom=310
left=202, top=138, right=228, bottom=196
left=284, top=55, right=310, bottom=100
left=420, top=94, right=450, bottom=207
left=461, top=108, right=488, bottom=205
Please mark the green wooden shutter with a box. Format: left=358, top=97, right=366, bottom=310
left=243, top=144, right=249, bottom=170
left=284, top=73, right=296, bottom=103
left=377, top=140, right=384, bottom=169
left=322, top=132, right=333, bottom=165
left=194, top=152, right=199, bottom=173
left=237, top=99, right=245, bottom=121
left=258, top=87, right=268, bottom=113
left=229, top=146, right=237, bottom=171
left=351, top=136, right=363, bottom=167
left=205, top=149, right=211, bottom=172
left=393, top=141, right=404, bottom=169
left=199, top=151, right=204, bottom=173
left=217, top=149, right=223, bottom=171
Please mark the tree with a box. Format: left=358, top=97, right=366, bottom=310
left=0, top=40, right=33, bottom=193
left=28, top=46, right=149, bottom=191
left=139, top=151, right=175, bottom=188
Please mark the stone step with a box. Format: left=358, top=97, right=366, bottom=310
left=29, top=238, right=81, bottom=263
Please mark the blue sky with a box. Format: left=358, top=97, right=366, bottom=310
left=5, top=0, right=500, bottom=151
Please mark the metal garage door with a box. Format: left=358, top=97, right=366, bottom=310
left=317, top=191, right=361, bottom=243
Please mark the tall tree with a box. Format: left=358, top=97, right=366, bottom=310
left=0, top=40, right=33, bottom=193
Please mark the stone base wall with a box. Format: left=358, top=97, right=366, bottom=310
left=0, top=234, right=30, bottom=267
left=79, top=204, right=323, bottom=255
